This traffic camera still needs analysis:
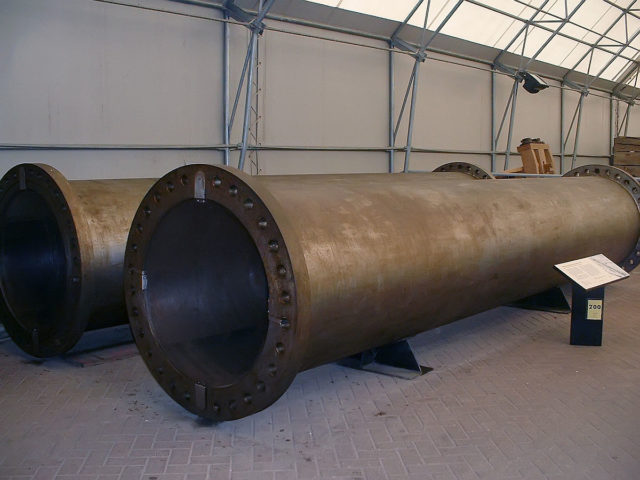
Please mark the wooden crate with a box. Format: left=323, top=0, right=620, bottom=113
left=512, top=141, right=556, bottom=174
left=614, top=137, right=640, bottom=177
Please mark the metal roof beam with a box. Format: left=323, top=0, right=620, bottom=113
left=391, top=0, right=425, bottom=41
left=564, top=0, right=638, bottom=81
left=494, top=0, right=553, bottom=65
left=461, top=0, right=639, bottom=67
left=523, top=0, right=587, bottom=71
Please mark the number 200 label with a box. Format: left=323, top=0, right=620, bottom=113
left=587, top=300, right=603, bottom=320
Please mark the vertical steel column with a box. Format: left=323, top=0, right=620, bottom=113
left=223, top=12, right=230, bottom=166
left=504, top=78, right=520, bottom=170
left=560, top=83, right=565, bottom=173
left=238, top=31, right=257, bottom=171
left=571, top=92, right=586, bottom=169
left=388, top=42, right=395, bottom=173
left=402, top=0, right=432, bottom=174
left=490, top=69, right=496, bottom=172
left=610, top=94, right=615, bottom=165
left=624, top=103, right=632, bottom=136
left=403, top=63, right=421, bottom=173
left=236, top=0, right=274, bottom=172
left=402, top=0, right=462, bottom=173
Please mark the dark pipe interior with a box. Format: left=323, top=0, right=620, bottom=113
left=144, top=199, right=268, bottom=387
left=0, top=190, right=67, bottom=333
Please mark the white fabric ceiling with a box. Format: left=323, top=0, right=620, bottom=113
left=306, top=0, right=640, bottom=86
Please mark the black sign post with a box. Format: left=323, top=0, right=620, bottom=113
left=555, top=254, right=629, bottom=347
left=569, top=284, right=605, bottom=346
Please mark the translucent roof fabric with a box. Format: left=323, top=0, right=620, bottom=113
left=307, top=0, right=640, bottom=86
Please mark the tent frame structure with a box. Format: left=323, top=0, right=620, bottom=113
left=6, top=0, right=640, bottom=175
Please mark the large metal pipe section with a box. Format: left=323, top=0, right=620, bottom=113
left=125, top=164, right=640, bottom=421
left=0, top=164, right=155, bottom=357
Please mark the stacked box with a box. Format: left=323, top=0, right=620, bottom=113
left=614, top=137, right=640, bottom=176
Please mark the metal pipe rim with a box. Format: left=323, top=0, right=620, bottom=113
left=563, top=164, right=640, bottom=272
left=125, top=164, right=310, bottom=420
left=433, top=162, right=495, bottom=179
left=0, top=164, right=88, bottom=357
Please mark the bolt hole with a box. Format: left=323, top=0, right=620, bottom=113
left=181, top=175, right=189, bottom=185
left=280, top=292, right=291, bottom=304
left=166, top=181, right=175, bottom=192
left=258, top=218, right=268, bottom=229
left=229, top=185, right=238, bottom=196
left=244, top=198, right=254, bottom=209
left=213, top=177, right=222, bottom=187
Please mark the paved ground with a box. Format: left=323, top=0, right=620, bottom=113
left=1, top=276, right=639, bottom=480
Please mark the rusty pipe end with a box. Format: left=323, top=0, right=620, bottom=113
left=0, top=164, right=88, bottom=357
left=564, top=164, right=640, bottom=272
left=125, top=165, right=309, bottom=421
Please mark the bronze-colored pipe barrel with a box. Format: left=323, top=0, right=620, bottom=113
left=125, top=164, right=640, bottom=420
left=0, top=164, right=155, bottom=357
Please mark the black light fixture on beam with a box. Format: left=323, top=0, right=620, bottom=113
left=521, top=71, right=549, bottom=94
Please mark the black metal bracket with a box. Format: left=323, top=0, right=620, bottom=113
left=391, top=37, right=427, bottom=62
left=338, top=339, right=432, bottom=380
left=508, top=286, right=571, bottom=314
left=223, top=0, right=266, bottom=35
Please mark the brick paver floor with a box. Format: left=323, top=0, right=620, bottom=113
left=1, top=275, right=639, bottom=480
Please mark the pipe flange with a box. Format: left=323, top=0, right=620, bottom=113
left=433, top=162, right=495, bottom=179
left=125, top=165, right=306, bottom=421
left=0, top=164, right=85, bottom=357
left=564, top=164, right=640, bottom=272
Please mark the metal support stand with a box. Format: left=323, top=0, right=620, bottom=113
left=508, top=286, right=571, bottom=314
left=570, top=284, right=605, bottom=346
left=338, top=339, right=432, bottom=380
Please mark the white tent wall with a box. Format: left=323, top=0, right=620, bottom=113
left=621, top=102, right=640, bottom=138
left=0, top=0, right=227, bottom=179
left=0, top=0, right=620, bottom=179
